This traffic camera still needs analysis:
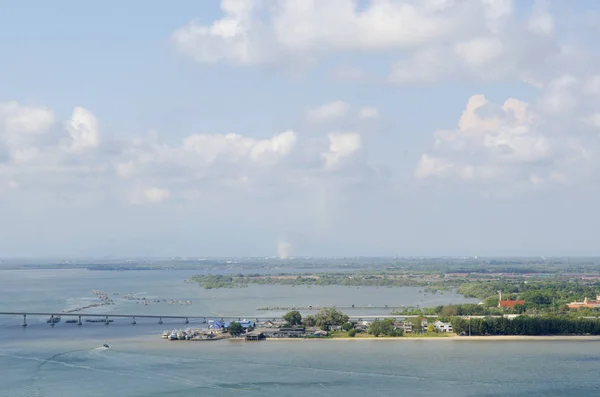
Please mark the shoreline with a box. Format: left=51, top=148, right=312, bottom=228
left=265, top=335, right=600, bottom=341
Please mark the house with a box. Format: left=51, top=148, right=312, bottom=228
left=330, top=325, right=343, bottom=331
left=567, top=295, right=600, bottom=309
left=498, top=299, right=526, bottom=308
left=313, top=330, right=328, bottom=337
left=239, top=320, right=255, bottom=329
left=270, top=326, right=306, bottom=338
left=394, top=322, right=413, bottom=333
left=354, top=324, right=367, bottom=332
left=245, top=332, right=264, bottom=341
left=208, top=320, right=225, bottom=330
left=434, top=321, right=453, bottom=333
left=421, top=318, right=428, bottom=328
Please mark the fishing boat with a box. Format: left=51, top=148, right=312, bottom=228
left=46, top=316, right=61, bottom=324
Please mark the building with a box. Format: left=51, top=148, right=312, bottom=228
left=434, top=321, right=453, bottom=333
left=238, top=320, right=255, bottom=329
left=208, top=320, right=225, bottom=330
left=245, top=332, right=264, bottom=341
left=498, top=299, right=526, bottom=308
left=567, top=295, right=600, bottom=309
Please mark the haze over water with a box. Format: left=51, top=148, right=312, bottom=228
left=1, top=268, right=600, bottom=396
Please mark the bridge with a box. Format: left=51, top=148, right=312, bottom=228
left=0, top=311, right=441, bottom=327
left=0, top=312, right=274, bottom=327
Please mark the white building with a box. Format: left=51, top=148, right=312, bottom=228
left=434, top=321, right=453, bottom=333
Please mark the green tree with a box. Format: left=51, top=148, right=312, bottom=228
left=228, top=321, right=244, bottom=336
left=303, top=315, right=316, bottom=327
left=314, top=307, right=349, bottom=328
left=283, top=310, right=302, bottom=326
left=368, top=318, right=402, bottom=337
left=411, top=315, right=424, bottom=333
left=348, top=328, right=357, bottom=337
left=342, top=322, right=354, bottom=331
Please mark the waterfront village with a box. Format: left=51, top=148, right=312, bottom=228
left=159, top=307, right=455, bottom=342
left=159, top=293, right=600, bottom=341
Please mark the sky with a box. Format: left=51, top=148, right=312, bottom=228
left=1, top=0, right=600, bottom=258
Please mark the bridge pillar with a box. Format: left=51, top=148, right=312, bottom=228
left=158, top=317, right=163, bottom=325
left=50, top=315, right=55, bottom=327
left=22, top=314, right=27, bottom=327
left=185, top=317, right=189, bottom=324
left=132, top=317, right=136, bottom=325
left=105, top=316, right=109, bottom=325
left=77, top=316, right=82, bottom=326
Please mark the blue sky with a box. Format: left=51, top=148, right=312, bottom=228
left=0, top=0, right=599, bottom=258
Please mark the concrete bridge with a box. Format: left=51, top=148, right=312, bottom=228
left=0, top=311, right=443, bottom=327
left=0, top=312, right=276, bottom=327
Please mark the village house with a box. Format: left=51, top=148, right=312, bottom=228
left=567, top=295, right=600, bottom=309
left=434, top=321, right=453, bottom=333
left=498, top=299, right=526, bottom=309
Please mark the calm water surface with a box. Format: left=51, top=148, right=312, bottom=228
left=2, top=269, right=598, bottom=396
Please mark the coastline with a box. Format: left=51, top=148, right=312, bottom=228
left=265, top=335, right=600, bottom=341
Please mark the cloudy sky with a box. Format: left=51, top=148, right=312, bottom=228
left=1, top=0, right=599, bottom=258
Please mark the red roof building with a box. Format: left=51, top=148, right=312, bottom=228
left=498, top=299, right=525, bottom=308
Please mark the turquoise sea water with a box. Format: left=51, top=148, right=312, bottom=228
left=2, top=269, right=599, bottom=396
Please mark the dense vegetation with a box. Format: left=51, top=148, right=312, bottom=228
left=451, top=316, right=600, bottom=335
left=368, top=318, right=403, bottom=337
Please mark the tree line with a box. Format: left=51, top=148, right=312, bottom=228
left=451, top=315, right=600, bottom=335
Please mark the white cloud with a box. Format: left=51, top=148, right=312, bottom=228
left=528, top=0, right=554, bottom=37
left=0, top=101, right=56, bottom=160
left=171, top=0, right=470, bottom=67
left=306, top=101, right=349, bottom=123
left=415, top=93, right=594, bottom=185
left=322, top=132, right=361, bottom=170
left=66, top=107, right=100, bottom=151
left=358, top=106, right=379, bottom=120
left=0, top=101, right=55, bottom=135
left=454, top=37, right=503, bottom=68
left=182, top=130, right=296, bottom=164
left=171, top=0, right=265, bottom=65
left=171, top=0, right=572, bottom=88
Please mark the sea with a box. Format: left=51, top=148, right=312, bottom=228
left=1, top=268, right=599, bottom=396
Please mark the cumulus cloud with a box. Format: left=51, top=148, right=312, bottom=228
left=172, top=0, right=460, bottom=66
left=306, top=101, right=349, bottom=123
left=0, top=101, right=56, bottom=160
left=183, top=130, right=296, bottom=164
left=66, top=107, right=100, bottom=151
left=414, top=92, right=595, bottom=185
left=171, top=0, right=575, bottom=87
left=322, top=132, right=361, bottom=170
